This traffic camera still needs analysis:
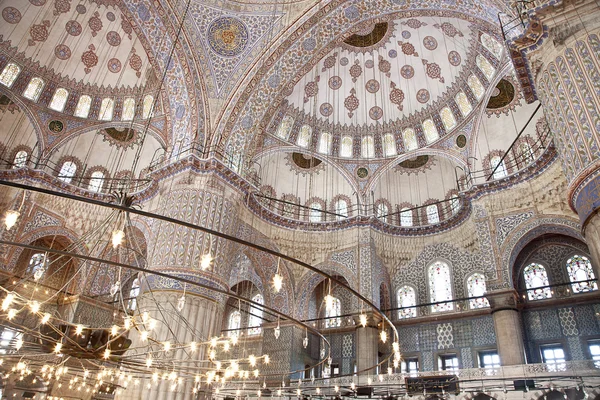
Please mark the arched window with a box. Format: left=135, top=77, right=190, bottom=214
left=455, top=92, right=472, bottom=116
left=49, top=88, right=69, bottom=112
left=297, top=125, right=312, bottom=147
left=74, top=95, right=92, bottom=118
left=566, top=255, right=598, bottom=293
left=468, top=75, right=485, bottom=100
left=520, top=142, right=534, bottom=165
left=428, top=261, right=453, bottom=312
left=423, top=119, right=439, bottom=144
left=426, top=204, right=440, bottom=224
left=403, top=128, right=418, bottom=151
left=340, top=136, right=353, bottom=158
left=99, top=98, right=114, bottom=121
left=248, top=294, right=264, bottom=335
left=397, top=286, right=416, bottom=319
left=467, top=273, right=489, bottom=309
left=376, top=203, right=389, bottom=222
left=122, top=98, right=135, bottom=121
left=361, top=136, right=375, bottom=158
left=128, top=278, right=140, bottom=310
left=324, top=297, right=341, bottom=328
left=23, top=77, right=45, bottom=101
left=27, top=253, right=47, bottom=276
left=88, top=171, right=105, bottom=192
left=318, top=132, right=332, bottom=154
left=13, top=150, right=28, bottom=169
left=142, top=95, right=154, bottom=119
left=0, top=63, right=21, bottom=87
left=400, top=207, right=413, bottom=227
left=476, top=55, right=495, bottom=80
left=228, top=310, right=241, bottom=337
left=523, top=263, right=552, bottom=300
left=58, top=161, right=77, bottom=183
left=276, top=116, right=294, bottom=139
left=481, top=33, right=504, bottom=59
left=490, top=156, right=508, bottom=179
left=383, top=133, right=397, bottom=157
left=440, top=107, right=457, bottom=131
left=450, top=196, right=460, bottom=215
left=309, top=202, right=323, bottom=223
left=334, top=199, right=348, bottom=220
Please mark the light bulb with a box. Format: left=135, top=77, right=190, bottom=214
left=177, top=295, right=185, bottom=312
left=249, top=355, right=256, bottom=367
left=148, top=319, right=157, bottom=330
left=359, top=314, right=367, bottom=327
left=111, top=325, right=118, bottom=336
left=264, top=355, right=270, bottom=364
left=7, top=309, right=17, bottom=320
left=15, top=338, right=23, bottom=350
left=351, top=382, right=356, bottom=390
left=111, top=229, right=125, bottom=248
left=54, top=343, right=62, bottom=354
left=109, top=281, right=120, bottom=297
left=274, top=325, right=280, bottom=339
left=190, top=341, right=197, bottom=352
left=124, top=317, right=131, bottom=330
left=392, top=342, right=399, bottom=353
left=302, top=336, right=308, bottom=349
left=380, top=330, right=387, bottom=343
left=334, top=386, right=339, bottom=393
left=223, top=341, right=230, bottom=352
left=103, top=349, right=110, bottom=359
left=41, top=313, right=50, bottom=324
left=163, top=342, right=171, bottom=352
left=200, top=254, right=212, bottom=270
left=393, top=359, right=399, bottom=368
left=75, top=325, right=84, bottom=335
left=215, top=361, right=222, bottom=370
left=387, top=367, right=392, bottom=375
left=273, top=273, right=283, bottom=292
left=140, top=331, right=148, bottom=342
left=209, top=350, right=216, bottom=360
left=4, top=210, right=20, bottom=230
left=297, top=388, right=302, bottom=396
left=2, top=293, right=15, bottom=311
left=316, top=388, right=321, bottom=395
left=253, top=369, right=259, bottom=378
left=33, top=267, right=45, bottom=281
left=30, top=301, right=40, bottom=313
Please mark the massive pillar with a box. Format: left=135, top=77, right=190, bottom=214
left=486, top=290, right=526, bottom=366
left=121, top=172, right=242, bottom=400
left=509, top=0, right=600, bottom=274
left=354, top=314, right=380, bottom=375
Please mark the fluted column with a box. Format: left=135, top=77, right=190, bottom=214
left=511, top=0, right=600, bottom=274
left=485, top=290, right=525, bottom=366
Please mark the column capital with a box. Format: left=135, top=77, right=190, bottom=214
left=485, top=289, right=520, bottom=313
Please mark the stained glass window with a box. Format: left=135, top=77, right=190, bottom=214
left=455, top=92, right=472, bottom=116
left=128, top=278, right=140, bottom=310
left=318, top=132, right=332, bottom=154
left=490, top=156, right=508, bottom=179
left=340, top=136, right=353, bottom=157
left=566, top=255, right=598, bottom=293
left=476, top=55, right=496, bottom=80
left=450, top=197, right=460, bottom=215
left=403, top=128, right=418, bottom=151
left=297, top=124, right=312, bottom=147
left=13, top=150, right=28, bottom=168
left=362, top=136, right=375, bottom=158
left=276, top=116, right=294, bottom=139
left=74, top=95, right=92, bottom=118
left=58, top=161, right=77, bottom=183
left=423, top=119, right=439, bottom=144
left=523, top=263, right=552, bottom=300
left=23, top=77, right=45, bottom=101
left=228, top=310, right=241, bottom=337
left=28, top=253, right=47, bottom=275
left=428, top=261, right=453, bottom=312
left=400, top=207, right=413, bottom=227
left=468, top=75, right=485, bottom=100
left=440, top=107, right=457, bottom=131
left=99, top=98, right=114, bottom=121
left=248, top=294, right=264, bottom=335
left=383, top=133, right=397, bottom=156
left=335, top=199, right=348, bottom=220
left=142, top=94, right=154, bottom=119
left=0, top=63, right=21, bottom=87
left=122, top=98, right=135, bottom=121
left=376, top=203, right=389, bottom=222
left=426, top=204, right=440, bottom=224
left=88, top=171, right=105, bottom=192
left=481, top=33, right=504, bottom=59
left=397, top=285, right=416, bottom=319
left=324, top=297, right=341, bottom=328
left=49, top=88, right=69, bottom=112
left=467, top=273, right=489, bottom=309
left=309, top=202, right=323, bottom=222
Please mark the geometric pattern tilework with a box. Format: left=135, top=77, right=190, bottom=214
left=328, top=332, right=355, bottom=375
left=437, top=323, right=454, bottom=349
left=422, top=351, right=434, bottom=371
left=342, top=334, right=353, bottom=358
left=523, top=309, right=563, bottom=340
left=472, top=317, right=496, bottom=346
left=461, top=347, right=474, bottom=369
left=453, top=320, right=474, bottom=348
left=574, top=305, right=599, bottom=335
left=398, top=325, right=421, bottom=351
left=567, top=336, right=585, bottom=361
left=558, top=308, right=579, bottom=336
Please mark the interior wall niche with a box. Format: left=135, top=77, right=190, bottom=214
left=343, top=22, right=389, bottom=48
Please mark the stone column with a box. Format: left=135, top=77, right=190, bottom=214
left=485, top=290, right=525, bottom=366
left=120, top=173, right=242, bottom=400
left=354, top=314, right=380, bottom=375
left=508, top=0, right=600, bottom=274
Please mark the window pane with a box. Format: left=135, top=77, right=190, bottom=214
left=467, top=273, right=490, bottom=309
left=297, top=124, right=312, bottom=147
left=58, top=161, right=77, bottom=183
left=402, top=129, right=418, bottom=151
left=23, top=77, right=45, bottom=101
left=74, top=95, right=92, bottom=118
left=397, top=286, right=416, bottom=319
left=524, top=263, right=552, bottom=300
left=49, top=88, right=69, bottom=112
left=335, top=199, right=348, bottom=220
left=450, top=197, right=460, bottom=215
left=28, top=253, right=47, bottom=275
left=0, top=63, right=21, bottom=87
left=383, top=134, right=397, bottom=156
left=122, top=98, right=135, bottom=121
left=318, top=132, right=332, bottom=154
left=426, top=204, right=440, bottom=224
left=276, top=116, right=294, bottom=139
left=309, top=203, right=322, bottom=222
left=440, top=107, right=456, bottom=131
left=468, top=75, right=485, bottom=100
left=340, top=136, right=353, bottom=157
left=491, top=156, right=508, bottom=179
left=325, top=297, right=341, bottom=328
left=376, top=203, right=388, bottom=221
left=566, top=255, right=598, bottom=293
left=455, top=92, right=472, bottom=116
left=99, top=98, right=114, bottom=121
left=400, top=208, right=413, bottom=227
left=423, top=119, right=438, bottom=144
left=362, top=136, right=374, bottom=158
left=142, top=95, right=154, bottom=119
left=128, top=279, right=140, bottom=310
left=481, top=33, right=504, bottom=59
left=228, top=311, right=241, bottom=337
left=88, top=171, right=105, bottom=192
left=429, top=261, right=453, bottom=312
left=13, top=150, right=28, bottom=168
left=248, top=294, right=263, bottom=335
left=476, top=55, right=495, bottom=80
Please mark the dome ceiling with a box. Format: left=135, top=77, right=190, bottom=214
left=285, top=16, right=476, bottom=128
left=0, top=0, right=150, bottom=89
